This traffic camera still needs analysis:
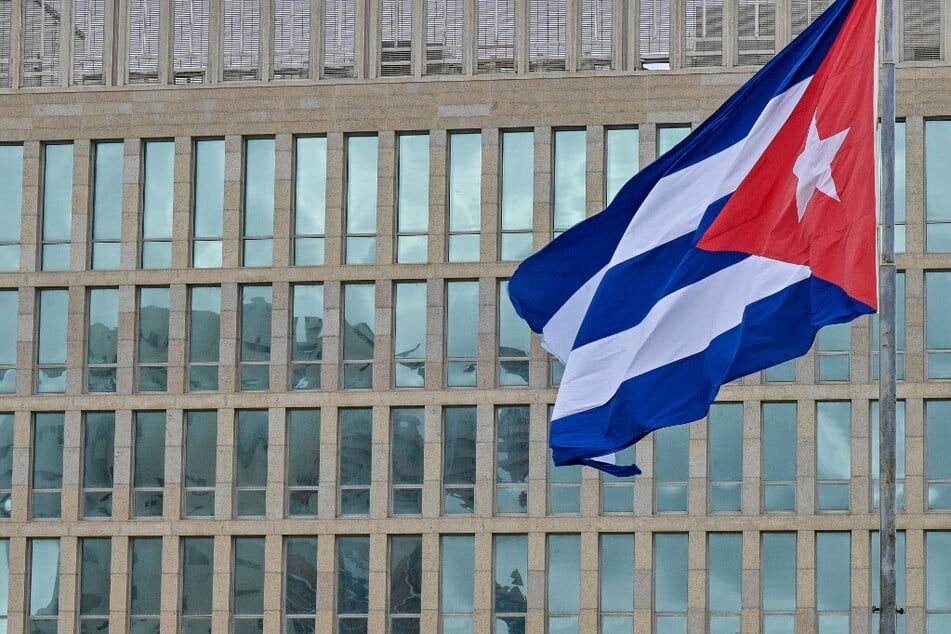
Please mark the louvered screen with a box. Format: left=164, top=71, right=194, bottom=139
left=580, top=0, right=613, bottom=70
left=22, top=0, right=62, bottom=87
left=790, top=0, right=831, bottom=36
left=736, top=0, right=775, bottom=65
left=128, top=0, right=160, bottom=83
left=381, top=0, right=412, bottom=76
left=903, top=0, right=940, bottom=61
left=73, top=0, right=104, bottom=84
left=323, top=0, right=355, bottom=77
left=223, top=0, right=261, bottom=80
left=174, top=0, right=210, bottom=83
left=477, top=0, right=515, bottom=73
left=684, top=0, right=722, bottom=67
left=273, top=0, right=310, bottom=78
left=528, top=0, right=566, bottom=71
left=639, top=0, right=670, bottom=68
left=0, top=0, right=10, bottom=87
left=425, top=0, right=463, bottom=75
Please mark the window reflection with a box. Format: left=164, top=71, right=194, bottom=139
left=133, top=411, right=166, bottom=518
left=443, top=407, right=476, bottom=514
left=137, top=287, right=170, bottom=392
left=239, top=285, right=272, bottom=391
left=0, top=414, right=11, bottom=518
left=599, top=534, right=634, bottom=628
left=762, top=403, right=797, bottom=512
left=286, top=409, right=320, bottom=517
left=441, top=535, right=474, bottom=632
left=235, top=411, right=268, bottom=517
left=816, top=402, right=851, bottom=512
left=925, top=120, right=951, bottom=251
left=708, top=403, right=742, bottom=512
left=193, top=139, right=225, bottom=268
left=446, top=281, right=478, bottom=387
left=294, top=136, right=328, bottom=265
left=389, top=535, right=422, bottom=631
left=29, top=538, right=60, bottom=632
left=188, top=286, right=221, bottom=391
left=605, top=127, right=639, bottom=204
left=337, top=536, right=370, bottom=631
left=290, top=284, right=323, bottom=390
left=448, top=132, right=482, bottom=262
left=927, top=532, right=951, bottom=630
left=553, top=129, right=586, bottom=235
left=708, top=533, right=742, bottom=632
left=926, top=272, right=951, bottom=378
left=183, top=411, right=216, bottom=517
left=233, top=537, right=265, bottom=631
left=496, top=406, right=529, bottom=514
left=32, top=413, right=64, bottom=519
left=391, top=408, right=424, bottom=514
left=130, top=537, right=162, bottom=631
left=79, top=538, right=111, bottom=632
left=36, top=289, right=68, bottom=393
left=0, top=144, right=24, bottom=270
left=762, top=532, right=797, bottom=631
left=500, top=131, right=534, bottom=261
left=181, top=537, right=213, bottom=632
left=926, top=401, right=951, bottom=510
left=87, top=288, right=119, bottom=392
left=342, top=283, right=375, bottom=389
left=654, top=425, right=688, bottom=513
left=285, top=536, right=318, bottom=630
left=654, top=533, right=688, bottom=633
left=141, top=140, right=174, bottom=269
left=82, top=412, right=115, bottom=518
left=90, top=141, right=123, bottom=270
left=242, top=138, right=275, bottom=267
left=345, top=135, right=379, bottom=264
left=816, top=532, right=851, bottom=632
left=338, top=408, right=372, bottom=516
left=394, top=282, right=426, bottom=387
left=498, top=280, right=530, bottom=386
left=547, top=534, right=580, bottom=632
left=817, top=323, right=851, bottom=381
left=41, top=144, right=73, bottom=271
left=493, top=535, right=527, bottom=631
left=0, top=290, right=17, bottom=393
left=397, top=134, right=430, bottom=263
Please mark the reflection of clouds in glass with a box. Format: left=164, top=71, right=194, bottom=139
left=347, top=137, right=379, bottom=233
left=817, top=403, right=851, bottom=480
left=296, top=137, right=328, bottom=234
left=93, top=142, right=124, bottom=239
left=244, top=139, right=275, bottom=235
left=708, top=535, right=741, bottom=611
left=606, top=128, right=639, bottom=203
left=38, top=291, right=68, bottom=364
left=395, top=283, right=427, bottom=356
left=554, top=130, right=586, bottom=230
left=449, top=133, right=482, bottom=231
left=30, top=539, right=60, bottom=615
left=441, top=536, right=474, bottom=613
left=653, top=534, right=687, bottom=611
left=0, top=145, right=24, bottom=242
left=501, top=132, right=534, bottom=231
left=498, top=282, right=529, bottom=353
left=398, top=135, right=430, bottom=233
left=143, top=141, right=174, bottom=238
left=447, top=282, right=478, bottom=357
left=195, top=140, right=225, bottom=238
left=43, top=145, right=74, bottom=240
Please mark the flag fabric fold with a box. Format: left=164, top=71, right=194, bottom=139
left=508, top=0, right=877, bottom=476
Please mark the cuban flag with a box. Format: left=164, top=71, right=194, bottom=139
left=508, top=0, right=877, bottom=475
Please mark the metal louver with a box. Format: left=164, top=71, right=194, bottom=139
left=736, top=0, right=775, bottom=65
left=0, top=0, right=11, bottom=87
left=477, top=0, right=515, bottom=73
left=684, top=0, right=723, bottom=67
left=128, top=0, right=160, bottom=83
left=902, top=0, right=940, bottom=61
left=223, top=0, right=261, bottom=80
left=174, top=0, right=209, bottom=83
left=639, top=0, right=670, bottom=68
left=273, top=0, right=310, bottom=78
left=73, top=0, right=104, bottom=84
left=580, top=0, right=613, bottom=70
left=381, top=0, right=412, bottom=76
left=323, top=0, right=355, bottom=78
left=790, top=0, right=832, bottom=36
left=425, top=0, right=463, bottom=75
left=22, top=0, right=62, bottom=87
left=529, top=0, right=566, bottom=72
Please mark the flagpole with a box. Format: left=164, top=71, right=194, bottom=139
left=878, top=0, right=898, bottom=624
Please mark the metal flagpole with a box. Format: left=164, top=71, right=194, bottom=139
left=878, top=0, right=898, bottom=623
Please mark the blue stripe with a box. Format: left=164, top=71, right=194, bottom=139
left=509, top=0, right=858, bottom=335
left=550, top=276, right=873, bottom=476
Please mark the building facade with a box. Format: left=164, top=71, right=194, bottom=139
left=0, top=0, right=950, bottom=633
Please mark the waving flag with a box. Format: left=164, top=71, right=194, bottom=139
left=508, top=0, right=877, bottom=476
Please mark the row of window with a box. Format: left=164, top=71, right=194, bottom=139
left=6, top=401, right=950, bottom=521
left=5, top=530, right=950, bottom=633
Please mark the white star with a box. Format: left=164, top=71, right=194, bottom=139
left=792, top=115, right=849, bottom=220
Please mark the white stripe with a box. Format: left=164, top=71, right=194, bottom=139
left=551, top=257, right=811, bottom=420
left=540, top=78, right=812, bottom=362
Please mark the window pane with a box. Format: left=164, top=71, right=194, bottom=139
left=193, top=139, right=224, bottom=267
left=284, top=537, right=317, bottom=616
left=926, top=121, right=951, bottom=228
left=91, top=142, right=123, bottom=266
left=244, top=138, right=275, bottom=237
left=441, top=535, right=474, bottom=614
left=87, top=288, right=118, bottom=391
left=500, top=130, right=534, bottom=259
left=29, top=539, right=60, bottom=616
left=655, top=424, right=689, bottom=482
left=762, top=403, right=797, bottom=481
left=816, top=532, right=851, bottom=611
left=0, top=413, right=12, bottom=495
left=233, top=538, right=264, bottom=615
left=449, top=132, right=482, bottom=233
left=446, top=281, right=478, bottom=386
left=38, top=289, right=68, bottom=364
left=927, top=273, right=951, bottom=377
left=762, top=533, right=796, bottom=611
left=394, top=282, right=427, bottom=387
left=0, top=290, right=17, bottom=368
left=181, top=538, right=213, bottom=615
left=553, top=129, right=586, bottom=231
left=392, top=408, right=423, bottom=487
left=0, top=145, right=24, bottom=252
left=548, top=534, right=580, bottom=613
left=496, top=407, right=529, bottom=488
left=79, top=538, right=111, bottom=615
left=184, top=411, right=216, bottom=515
left=295, top=137, right=327, bottom=247
left=389, top=535, right=422, bottom=615
left=138, top=288, right=169, bottom=360
left=240, top=286, right=272, bottom=363
left=130, top=537, right=162, bottom=616
left=817, top=402, right=851, bottom=480
left=189, top=286, right=221, bottom=363
left=657, top=126, right=690, bottom=155
left=42, top=144, right=74, bottom=270
left=142, top=140, right=174, bottom=240
left=708, top=533, right=741, bottom=612
left=708, top=403, right=743, bottom=482
left=927, top=532, right=951, bottom=611
left=498, top=280, right=530, bottom=386
left=235, top=411, right=268, bottom=517
left=337, top=536, right=370, bottom=614
left=600, top=534, right=634, bottom=613
left=346, top=136, right=378, bottom=263
left=493, top=535, right=527, bottom=615
left=287, top=409, right=320, bottom=488
left=654, top=533, right=688, bottom=612
left=290, top=285, right=323, bottom=377
left=605, top=128, right=639, bottom=203
left=83, top=412, right=115, bottom=516
left=397, top=134, right=430, bottom=239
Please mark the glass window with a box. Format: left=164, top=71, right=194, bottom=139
left=36, top=289, right=68, bottom=393
left=817, top=401, right=851, bottom=511
left=657, top=125, right=691, bottom=156
left=345, top=135, right=378, bottom=264
left=500, top=130, right=534, bottom=261
left=549, top=446, right=581, bottom=514
left=638, top=0, right=670, bottom=68
left=764, top=358, right=797, bottom=382
left=235, top=410, right=268, bottom=517
left=816, top=532, right=851, bottom=632
left=493, top=535, right=527, bottom=632
left=0, top=540, right=9, bottom=629
left=32, top=412, right=64, bottom=519
left=137, top=287, right=169, bottom=392
left=0, top=291, right=14, bottom=393
left=239, top=285, right=272, bottom=391
left=173, top=0, right=210, bottom=82
left=926, top=272, right=951, bottom=378
left=547, top=534, right=581, bottom=633
left=90, top=141, right=123, bottom=269
left=761, top=532, right=797, bottom=632
left=72, top=0, right=105, bottom=85
left=78, top=538, right=111, bottom=632
left=894, top=121, right=907, bottom=251
left=393, top=282, right=427, bottom=387
left=498, top=280, right=530, bottom=386
left=736, top=0, right=776, bottom=64
left=871, top=531, right=906, bottom=633
left=441, top=535, right=474, bottom=632
left=336, top=535, right=370, bottom=631
left=425, top=0, right=464, bottom=75
left=29, top=538, right=60, bottom=633
left=496, top=406, right=529, bottom=514
left=284, top=536, right=317, bottom=631
left=193, top=139, right=225, bottom=268
left=82, top=412, right=114, bottom=518
left=443, top=406, right=476, bottom=514
left=222, top=0, right=261, bottom=80
left=127, top=0, right=161, bottom=83
left=0, top=145, right=23, bottom=270
left=183, top=411, right=216, bottom=517
left=528, top=0, right=566, bottom=71
left=600, top=534, right=634, bottom=631
left=86, top=288, right=118, bottom=392
left=708, top=533, right=742, bottom=633
left=927, top=531, right=951, bottom=630
left=133, top=411, right=166, bottom=518
left=817, top=323, right=851, bottom=381
left=708, top=403, right=742, bottom=512
left=396, top=133, right=430, bottom=263
left=391, top=408, right=424, bottom=515
left=926, top=120, right=951, bottom=251
left=448, top=132, right=482, bottom=262
left=232, top=537, right=265, bottom=631
left=0, top=413, right=12, bottom=518
left=871, top=400, right=906, bottom=510
left=605, top=127, right=638, bottom=203
left=323, top=0, right=356, bottom=77
left=601, top=445, right=635, bottom=513
left=926, top=400, right=951, bottom=510
left=181, top=537, right=213, bottom=632
left=654, top=533, right=688, bottom=633
left=41, top=143, right=73, bottom=271
left=286, top=409, right=320, bottom=517
left=294, top=136, right=327, bottom=265
left=871, top=271, right=906, bottom=380
left=685, top=0, right=723, bottom=66
left=273, top=0, right=310, bottom=77
left=446, top=280, right=478, bottom=387
left=188, top=286, right=220, bottom=391
left=389, top=534, right=422, bottom=631
left=141, top=140, right=174, bottom=269
left=341, top=283, right=375, bottom=388
left=129, top=537, right=162, bottom=631
left=762, top=402, right=797, bottom=512
left=654, top=424, right=689, bottom=513
left=242, top=137, right=275, bottom=266
left=580, top=0, right=614, bottom=69
left=22, top=0, right=61, bottom=85
left=477, top=0, right=515, bottom=72
left=553, top=129, right=586, bottom=236
left=290, top=284, right=323, bottom=390
left=338, top=408, right=372, bottom=516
